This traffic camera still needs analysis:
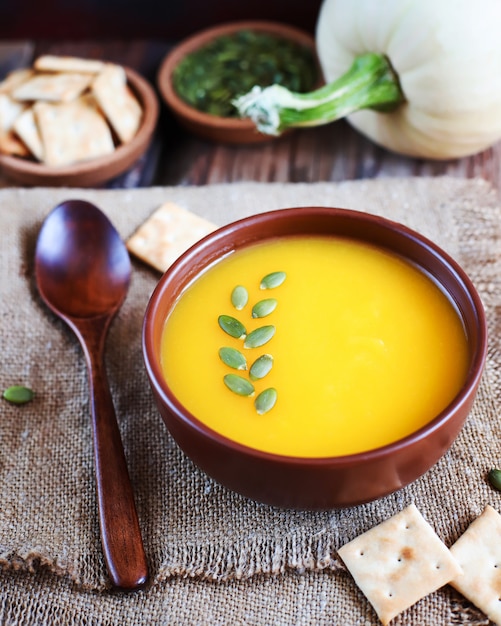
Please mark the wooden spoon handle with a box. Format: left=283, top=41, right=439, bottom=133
left=86, top=343, right=149, bottom=590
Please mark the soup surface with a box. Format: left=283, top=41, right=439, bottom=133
left=161, top=235, right=469, bottom=457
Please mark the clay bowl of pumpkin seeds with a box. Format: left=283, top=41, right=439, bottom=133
left=157, top=20, right=321, bottom=143
left=142, top=207, right=487, bottom=509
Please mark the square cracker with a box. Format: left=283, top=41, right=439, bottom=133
left=0, top=130, right=30, bottom=156
left=13, top=107, right=44, bottom=161
left=13, top=72, right=93, bottom=103
left=338, top=504, right=462, bottom=625
left=450, top=505, right=501, bottom=625
left=0, top=94, right=27, bottom=132
left=34, top=95, right=115, bottom=167
left=127, top=202, right=218, bottom=273
left=34, top=55, right=104, bottom=74
left=92, top=63, right=142, bottom=143
left=0, top=68, right=34, bottom=95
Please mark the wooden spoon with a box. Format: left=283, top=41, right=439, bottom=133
left=35, top=199, right=148, bottom=590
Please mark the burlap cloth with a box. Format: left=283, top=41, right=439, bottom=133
left=1, top=177, right=500, bottom=625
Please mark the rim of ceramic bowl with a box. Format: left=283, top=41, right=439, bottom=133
left=0, top=66, right=159, bottom=186
left=143, top=206, right=487, bottom=468
left=157, top=20, right=319, bottom=137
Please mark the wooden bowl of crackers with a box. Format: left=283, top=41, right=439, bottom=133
left=157, top=21, right=319, bottom=144
left=0, top=55, right=159, bottom=187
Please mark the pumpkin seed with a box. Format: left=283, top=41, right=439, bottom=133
left=249, top=354, right=274, bottom=380
left=252, top=298, right=277, bottom=318
left=254, top=388, right=277, bottom=414
left=231, top=285, right=248, bottom=310
left=260, top=271, right=286, bottom=290
left=172, top=30, right=318, bottom=118
left=3, top=385, right=34, bottom=405
left=218, top=314, right=246, bottom=339
left=223, top=374, right=255, bottom=396
left=488, top=468, right=501, bottom=491
left=244, top=325, right=275, bottom=349
left=219, top=347, right=247, bottom=370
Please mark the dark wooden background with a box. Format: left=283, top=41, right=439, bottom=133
left=1, top=1, right=322, bottom=39
left=0, top=2, right=500, bottom=192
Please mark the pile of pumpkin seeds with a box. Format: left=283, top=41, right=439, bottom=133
left=218, top=270, right=286, bottom=414
left=172, top=30, right=318, bottom=118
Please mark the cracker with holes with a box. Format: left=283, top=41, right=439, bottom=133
left=450, top=505, right=501, bottom=625
left=0, top=130, right=29, bottom=156
left=34, top=95, right=115, bottom=167
left=92, top=63, right=142, bottom=143
left=0, top=94, right=27, bottom=132
left=338, top=504, right=462, bottom=625
left=34, top=55, right=104, bottom=74
left=13, top=72, right=93, bottom=103
left=0, top=94, right=29, bottom=156
left=13, top=107, right=44, bottom=161
left=0, top=68, right=33, bottom=95
left=127, top=202, right=218, bottom=272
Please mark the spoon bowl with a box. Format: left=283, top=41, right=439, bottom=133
left=35, top=201, right=130, bottom=319
left=35, top=199, right=148, bottom=590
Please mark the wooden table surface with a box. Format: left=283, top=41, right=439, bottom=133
left=1, top=40, right=500, bottom=191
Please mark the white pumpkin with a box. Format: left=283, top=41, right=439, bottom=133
left=236, top=0, right=501, bottom=159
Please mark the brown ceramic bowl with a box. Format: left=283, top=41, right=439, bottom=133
left=0, top=66, right=159, bottom=187
left=157, top=21, right=319, bottom=144
left=142, top=207, right=487, bottom=509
